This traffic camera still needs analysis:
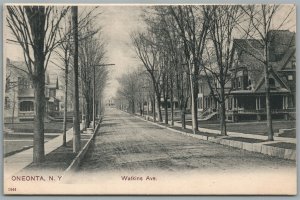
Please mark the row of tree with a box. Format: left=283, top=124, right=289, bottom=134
left=118, top=5, right=294, bottom=141
left=6, top=6, right=109, bottom=163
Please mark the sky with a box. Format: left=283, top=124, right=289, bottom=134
left=100, top=6, right=145, bottom=100
left=4, top=5, right=296, bottom=102
left=4, top=5, right=145, bottom=102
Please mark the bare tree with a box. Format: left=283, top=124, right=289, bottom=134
left=142, top=6, right=192, bottom=128
left=169, top=5, right=211, bottom=133
left=72, top=6, right=81, bottom=153
left=53, top=8, right=103, bottom=145
left=53, top=15, right=73, bottom=146
left=238, top=5, right=295, bottom=141
left=78, top=32, right=106, bottom=128
left=6, top=6, right=68, bottom=163
left=131, top=31, right=163, bottom=122
left=117, top=70, right=142, bottom=114
left=202, top=5, right=244, bottom=136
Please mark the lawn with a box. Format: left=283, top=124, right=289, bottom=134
left=4, top=122, right=73, bottom=133
left=4, top=134, right=58, bottom=156
left=23, top=138, right=90, bottom=172
left=184, top=120, right=296, bottom=135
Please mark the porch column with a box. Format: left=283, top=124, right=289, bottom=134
left=256, top=96, right=261, bottom=121
left=284, top=96, right=289, bottom=120
left=282, top=96, right=285, bottom=109
left=256, top=97, right=258, bottom=110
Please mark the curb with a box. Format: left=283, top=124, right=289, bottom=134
left=64, top=121, right=101, bottom=172
left=134, top=115, right=296, bottom=161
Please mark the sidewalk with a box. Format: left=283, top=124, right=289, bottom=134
left=137, top=114, right=296, bottom=161
left=4, top=124, right=83, bottom=177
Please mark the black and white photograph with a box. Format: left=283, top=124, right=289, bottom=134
left=2, top=3, right=297, bottom=195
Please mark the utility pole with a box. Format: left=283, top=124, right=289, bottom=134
left=72, top=6, right=81, bottom=152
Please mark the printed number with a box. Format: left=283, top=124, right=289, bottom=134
left=8, top=188, right=17, bottom=192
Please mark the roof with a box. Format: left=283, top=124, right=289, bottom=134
left=268, top=30, right=296, bottom=55
left=6, top=58, right=56, bottom=86
left=232, top=30, right=295, bottom=93
left=6, top=59, right=30, bottom=79
left=232, top=39, right=265, bottom=88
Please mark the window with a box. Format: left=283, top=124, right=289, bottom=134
left=238, top=77, right=241, bottom=88
left=288, top=75, right=293, bottom=81
left=275, top=54, right=284, bottom=62
left=20, top=101, right=34, bottom=112
left=269, top=78, right=275, bottom=88
left=232, top=80, right=236, bottom=89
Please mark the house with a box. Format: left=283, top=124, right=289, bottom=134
left=198, top=30, right=296, bottom=122
left=4, top=58, right=61, bottom=122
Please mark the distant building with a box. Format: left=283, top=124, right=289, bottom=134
left=4, top=58, right=60, bottom=122
left=198, top=30, right=296, bottom=121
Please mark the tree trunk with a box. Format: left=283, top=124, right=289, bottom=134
left=33, top=72, right=45, bottom=164
left=85, top=97, right=91, bottom=128
left=25, top=6, right=47, bottom=164
left=265, top=44, right=274, bottom=141
left=152, top=98, right=156, bottom=122
left=192, top=75, right=199, bottom=131
left=93, top=65, right=96, bottom=130
left=63, top=63, right=68, bottom=146
left=170, top=78, right=174, bottom=126
left=72, top=6, right=81, bottom=153
left=147, top=97, right=150, bottom=120
left=220, top=85, right=227, bottom=136
left=154, top=89, right=163, bottom=122
left=11, top=89, right=16, bottom=129
left=142, top=101, right=145, bottom=116
left=164, top=98, right=168, bottom=124
left=81, top=81, right=85, bottom=129
left=181, top=108, right=186, bottom=129
left=132, top=100, right=135, bottom=114
left=188, top=61, right=197, bottom=134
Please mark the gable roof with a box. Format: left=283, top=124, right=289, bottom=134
left=232, top=30, right=295, bottom=94
left=254, top=68, right=290, bottom=93
left=6, top=58, right=53, bottom=85
left=233, top=39, right=264, bottom=62
left=232, top=39, right=265, bottom=89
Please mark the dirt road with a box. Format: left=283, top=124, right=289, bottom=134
left=79, top=108, right=295, bottom=172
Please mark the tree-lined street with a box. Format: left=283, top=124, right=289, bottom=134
left=3, top=4, right=297, bottom=195
left=79, top=107, right=295, bottom=172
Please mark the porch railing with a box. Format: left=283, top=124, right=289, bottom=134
left=227, top=108, right=295, bottom=114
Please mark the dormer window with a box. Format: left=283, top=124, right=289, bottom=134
left=238, top=77, right=241, bottom=88
left=269, top=78, right=275, bottom=88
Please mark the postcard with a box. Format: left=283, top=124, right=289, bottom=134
left=3, top=4, right=296, bottom=195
